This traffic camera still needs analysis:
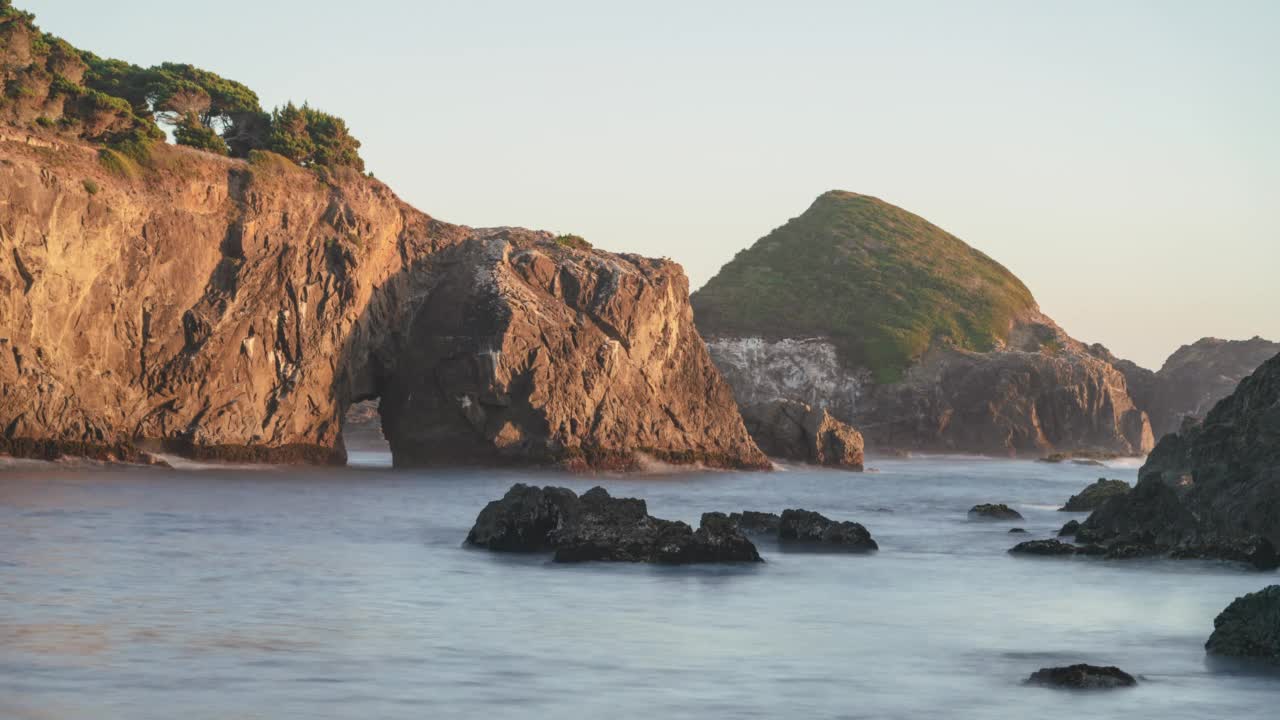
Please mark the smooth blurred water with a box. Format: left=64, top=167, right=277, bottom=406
left=2, top=454, right=1277, bottom=719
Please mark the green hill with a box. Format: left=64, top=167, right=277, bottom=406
left=691, top=191, right=1038, bottom=383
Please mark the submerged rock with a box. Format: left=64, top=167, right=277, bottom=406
left=465, top=484, right=761, bottom=564
left=1009, top=539, right=1076, bottom=556
left=728, top=511, right=782, bottom=535
left=1009, top=528, right=1028, bottom=534
left=739, top=399, right=864, bottom=469
left=1059, top=478, right=1131, bottom=512
left=1025, top=664, right=1136, bottom=690
left=777, top=509, right=878, bottom=551
left=968, top=504, right=1024, bottom=521
left=1205, top=585, right=1280, bottom=664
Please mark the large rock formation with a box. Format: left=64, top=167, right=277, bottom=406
left=1059, top=478, right=1131, bottom=512
left=1075, top=351, right=1280, bottom=569
left=1091, top=336, right=1280, bottom=440
left=693, top=191, right=1153, bottom=457
left=0, top=131, right=767, bottom=468
left=739, top=399, right=864, bottom=469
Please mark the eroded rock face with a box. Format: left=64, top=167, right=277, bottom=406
left=739, top=399, right=864, bottom=469
left=1060, top=479, right=1131, bottom=512
left=1074, top=351, right=1280, bottom=569
left=0, top=135, right=765, bottom=469
left=1025, top=664, right=1136, bottom=690
left=378, top=234, right=767, bottom=469
left=465, top=484, right=762, bottom=564
left=1205, top=585, right=1280, bottom=664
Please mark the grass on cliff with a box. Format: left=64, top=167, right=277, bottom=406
left=691, top=191, right=1037, bottom=383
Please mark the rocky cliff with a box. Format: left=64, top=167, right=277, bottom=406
left=1077, top=350, right=1280, bottom=565
left=693, top=191, right=1154, bottom=457
left=1100, top=337, right=1280, bottom=439
left=0, top=133, right=767, bottom=469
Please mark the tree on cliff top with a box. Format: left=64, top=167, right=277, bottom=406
left=267, top=102, right=364, bottom=171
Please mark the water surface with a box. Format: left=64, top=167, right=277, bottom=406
left=2, top=454, right=1276, bottom=718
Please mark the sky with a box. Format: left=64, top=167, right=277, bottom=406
left=23, top=0, right=1279, bottom=369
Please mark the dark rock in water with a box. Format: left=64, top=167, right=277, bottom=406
left=728, top=511, right=782, bottom=535
left=968, top=503, right=1023, bottom=521
left=1170, top=537, right=1279, bottom=571
left=1059, top=478, right=1131, bottom=512
left=467, top=484, right=761, bottom=564
left=1205, top=585, right=1280, bottom=664
left=1073, top=351, right=1280, bottom=569
left=1071, top=458, right=1105, bottom=467
left=1009, top=528, right=1028, bottom=534
left=1009, top=539, right=1076, bottom=556
left=739, top=399, right=864, bottom=470
left=777, top=509, right=878, bottom=551
left=1075, top=543, right=1108, bottom=556
left=465, top=483, right=580, bottom=551
left=1058, top=520, right=1081, bottom=536
left=1026, top=664, right=1137, bottom=689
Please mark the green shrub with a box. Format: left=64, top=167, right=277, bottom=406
left=554, top=234, right=592, bottom=250
left=98, top=148, right=139, bottom=179
left=82, top=178, right=99, bottom=194
left=34, top=115, right=54, bottom=128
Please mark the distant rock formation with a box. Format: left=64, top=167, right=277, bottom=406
left=1075, top=351, right=1280, bottom=570
left=739, top=399, right=864, bottom=469
left=0, top=141, right=764, bottom=469
left=1091, top=336, right=1280, bottom=440
left=694, top=191, right=1154, bottom=457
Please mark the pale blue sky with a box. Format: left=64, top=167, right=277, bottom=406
left=25, top=0, right=1278, bottom=368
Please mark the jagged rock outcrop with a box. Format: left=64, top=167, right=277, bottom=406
left=739, top=399, right=864, bottom=469
left=1059, top=479, right=1131, bottom=512
left=1204, top=585, right=1280, bottom=664
left=1091, top=336, right=1280, bottom=439
left=465, top=484, right=762, bottom=564
left=0, top=132, right=767, bottom=468
left=693, top=191, right=1153, bottom=457
left=1075, top=351, right=1280, bottom=569
left=1025, top=664, right=1136, bottom=690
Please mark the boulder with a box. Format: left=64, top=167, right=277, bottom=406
left=1009, top=539, right=1076, bottom=556
left=1204, top=585, right=1280, bottom=664
left=728, top=511, right=782, bottom=535
left=739, top=399, right=864, bottom=469
left=1025, top=664, right=1137, bottom=690
left=465, top=484, right=761, bottom=564
left=968, top=503, right=1024, bottom=521
left=464, top=483, right=580, bottom=551
left=1058, top=520, right=1081, bottom=537
left=777, top=509, right=878, bottom=551
left=1059, top=478, right=1131, bottom=512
